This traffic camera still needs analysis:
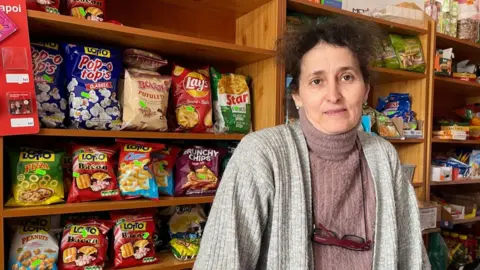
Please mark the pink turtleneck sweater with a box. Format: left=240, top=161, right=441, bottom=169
left=299, top=110, right=376, bottom=270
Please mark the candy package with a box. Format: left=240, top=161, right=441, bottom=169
left=121, top=68, right=171, bottom=131
left=63, top=43, right=122, bottom=130
left=152, top=147, right=180, bottom=196
left=123, top=49, right=168, bottom=71
left=110, top=210, right=157, bottom=268
left=168, top=205, right=206, bottom=260
left=67, top=0, right=106, bottom=22
left=210, top=67, right=251, bottom=134
left=376, top=115, right=401, bottom=138
left=0, top=9, right=18, bottom=43
left=8, top=216, right=60, bottom=270
left=117, top=140, right=163, bottom=200
left=389, top=34, right=426, bottom=73
left=171, top=64, right=213, bottom=133
left=175, top=146, right=224, bottom=196
left=31, top=42, right=67, bottom=128
left=58, top=220, right=113, bottom=269
left=376, top=93, right=414, bottom=126
left=26, top=0, right=60, bottom=13
left=68, top=145, right=121, bottom=203
left=6, top=148, right=65, bottom=207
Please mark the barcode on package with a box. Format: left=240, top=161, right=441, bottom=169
left=11, top=118, right=34, bottom=127
left=6, top=74, right=29, bottom=84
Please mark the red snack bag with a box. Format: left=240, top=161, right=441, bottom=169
left=58, top=219, right=113, bottom=269
left=111, top=210, right=157, bottom=268
left=171, top=64, right=213, bottom=133
left=26, top=0, right=60, bottom=13
left=67, top=0, right=106, bottom=22
left=68, top=145, right=122, bottom=203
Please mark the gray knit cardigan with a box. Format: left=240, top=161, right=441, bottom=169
left=194, top=123, right=431, bottom=270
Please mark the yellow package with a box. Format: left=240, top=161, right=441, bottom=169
left=6, top=148, right=64, bottom=207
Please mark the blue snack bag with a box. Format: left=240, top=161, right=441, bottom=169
left=376, top=93, right=411, bottom=122
left=31, top=42, right=67, bottom=128
left=117, top=139, right=162, bottom=200
left=63, top=43, right=122, bottom=130
left=152, top=146, right=181, bottom=196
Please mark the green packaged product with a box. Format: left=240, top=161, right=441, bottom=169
left=372, top=42, right=384, bottom=68
left=382, top=39, right=401, bottom=69
left=389, top=34, right=426, bottom=73
left=210, top=67, right=251, bottom=134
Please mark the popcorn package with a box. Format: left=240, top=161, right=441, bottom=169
left=8, top=216, right=60, bottom=270
left=68, top=145, right=122, bottom=203
left=58, top=220, right=113, bottom=269
left=31, top=42, right=67, bottom=128
left=63, top=43, right=122, bottom=130
left=111, top=210, right=157, bottom=268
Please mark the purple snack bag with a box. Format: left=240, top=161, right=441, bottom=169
left=174, top=146, right=224, bottom=196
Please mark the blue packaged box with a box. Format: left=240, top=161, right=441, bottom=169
left=322, top=0, right=342, bottom=8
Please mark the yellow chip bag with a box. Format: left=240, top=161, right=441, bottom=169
left=6, top=148, right=64, bottom=207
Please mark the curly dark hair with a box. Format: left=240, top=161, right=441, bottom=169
left=277, top=16, right=385, bottom=90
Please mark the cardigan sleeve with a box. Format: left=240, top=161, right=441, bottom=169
left=390, top=147, right=431, bottom=270
left=193, top=140, right=274, bottom=270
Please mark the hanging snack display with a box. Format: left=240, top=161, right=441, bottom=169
left=6, top=148, right=65, bottom=207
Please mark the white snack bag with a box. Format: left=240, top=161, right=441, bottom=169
left=121, top=68, right=171, bottom=131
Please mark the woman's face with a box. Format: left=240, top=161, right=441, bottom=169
left=293, top=43, right=369, bottom=135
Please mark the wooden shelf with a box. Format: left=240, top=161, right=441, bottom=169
left=412, top=182, right=423, bottom=188
left=287, top=0, right=428, bottom=36
left=436, top=33, right=480, bottom=62
left=432, top=138, right=480, bottom=144
left=388, top=139, right=424, bottom=144
left=118, top=252, right=194, bottom=270
left=28, top=129, right=245, bottom=141
left=159, top=0, right=272, bottom=17
left=435, top=76, right=480, bottom=96
left=431, top=179, right=480, bottom=186
left=422, top=228, right=441, bottom=234
left=3, top=196, right=214, bottom=218
left=452, top=216, right=480, bottom=225
left=371, top=67, right=427, bottom=84
left=27, top=11, right=275, bottom=66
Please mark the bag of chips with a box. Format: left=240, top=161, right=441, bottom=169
left=6, top=148, right=65, bottom=207
left=172, top=64, right=213, bottom=133
left=26, top=0, right=60, bottom=13
left=210, top=67, right=251, bottom=134
left=174, top=146, right=224, bottom=196
left=111, top=210, right=157, bottom=268
left=67, top=0, right=106, bottom=22
left=58, top=220, right=113, bottom=269
left=121, top=68, right=171, bottom=131
left=63, top=43, right=122, bottom=130
left=68, top=145, right=121, bottom=203
left=389, top=34, right=425, bottom=73
left=169, top=205, right=206, bottom=260
left=31, top=42, right=67, bottom=128
left=117, top=140, right=163, bottom=200
left=152, top=146, right=180, bottom=196
left=382, top=39, right=401, bottom=70
left=123, top=49, right=168, bottom=71
left=8, top=216, right=60, bottom=270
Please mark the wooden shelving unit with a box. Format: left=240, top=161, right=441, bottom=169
left=432, top=138, right=480, bottom=144
left=431, top=179, right=480, bottom=186
left=435, top=76, right=480, bottom=96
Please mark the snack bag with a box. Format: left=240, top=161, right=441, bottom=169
left=174, top=146, right=223, bottom=196
left=63, top=43, right=122, bottom=130
left=117, top=140, right=163, bottom=200
left=67, top=0, right=106, bottom=22
left=58, top=220, right=113, bottom=269
left=152, top=147, right=180, bottom=196
left=210, top=67, right=251, bottom=134
left=376, top=115, right=401, bottom=138
left=68, top=145, right=121, bottom=203
left=376, top=93, right=413, bottom=123
left=6, top=148, right=64, bottom=207
left=389, top=34, right=425, bottom=73
left=26, top=0, right=60, bottom=13
left=382, top=39, right=401, bottom=70
left=168, top=205, right=206, bottom=260
left=31, top=42, right=67, bottom=128
left=171, top=64, right=213, bottom=133
left=111, top=210, right=157, bottom=268
left=8, top=216, right=60, bottom=270
left=121, top=68, right=171, bottom=131
left=123, top=49, right=168, bottom=71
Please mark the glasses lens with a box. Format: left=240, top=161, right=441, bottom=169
left=316, top=229, right=337, bottom=239
left=342, top=235, right=365, bottom=244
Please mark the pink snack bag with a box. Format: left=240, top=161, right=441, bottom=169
left=0, top=10, right=18, bottom=43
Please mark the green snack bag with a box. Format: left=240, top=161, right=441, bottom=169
left=210, top=67, right=252, bottom=134
left=6, top=148, right=65, bottom=207
left=389, top=34, right=425, bottom=73
left=372, top=42, right=385, bottom=68
left=382, top=39, right=401, bottom=69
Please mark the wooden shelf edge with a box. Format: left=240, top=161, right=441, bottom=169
left=31, top=129, right=246, bottom=140
left=412, top=182, right=423, bottom=188
left=388, top=139, right=424, bottom=144
left=452, top=216, right=480, bottom=225
left=435, top=76, right=480, bottom=88
left=3, top=196, right=215, bottom=218
left=430, top=178, right=480, bottom=186
left=436, top=32, right=480, bottom=50
left=432, top=138, right=480, bottom=144
left=422, top=227, right=441, bottom=234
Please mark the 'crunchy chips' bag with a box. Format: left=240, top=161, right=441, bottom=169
left=68, top=145, right=121, bottom=203
left=7, top=148, right=64, bottom=207
left=210, top=67, right=251, bottom=134
left=172, top=64, right=213, bottom=133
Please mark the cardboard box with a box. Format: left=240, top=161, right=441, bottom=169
left=418, top=201, right=441, bottom=230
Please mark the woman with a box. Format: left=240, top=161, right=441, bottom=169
left=195, top=17, right=429, bottom=270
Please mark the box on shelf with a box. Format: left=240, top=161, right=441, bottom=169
left=418, top=201, right=441, bottom=230
left=431, top=165, right=453, bottom=182
left=401, top=164, right=416, bottom=182
left=392, top=118, right=424, bottom=139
